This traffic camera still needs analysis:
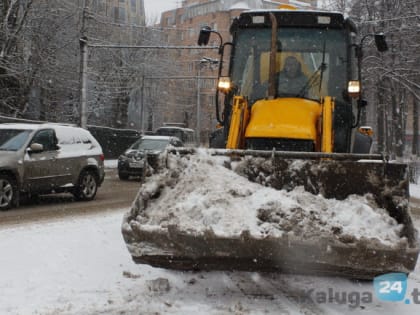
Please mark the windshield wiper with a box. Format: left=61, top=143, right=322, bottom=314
left=297, top=41, right=328, bottom=99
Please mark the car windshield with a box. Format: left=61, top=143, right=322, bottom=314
left=130, top=138, right=169, bottom=151
left=0, top=129, right=32, bottom=151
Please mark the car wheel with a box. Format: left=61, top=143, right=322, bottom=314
left=118, top=171, right=129, bottom=180
left=0, top=175, right=17, bottom=211
left=73, top=169, right=98, bottom=201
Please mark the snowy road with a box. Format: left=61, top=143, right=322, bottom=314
left=0, top=168, right=139, bottom=227
left=0, top=208, right=419, bottom=314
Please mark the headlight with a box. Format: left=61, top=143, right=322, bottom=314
left=218, top=77, right=233, bottom=94
left=347, top=80, right=360, bottom=98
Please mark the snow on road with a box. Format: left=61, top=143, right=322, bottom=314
left=0, top=209, right=419, bottom=314
left=0, top=160, right=418, bottom=314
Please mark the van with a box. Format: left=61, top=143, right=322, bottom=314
left=155, top=126, right=195, bottom=146
left=0, top=123, right=105, bottom=210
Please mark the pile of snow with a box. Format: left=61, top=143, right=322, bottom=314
left=127, top=149, right=407, bottom=247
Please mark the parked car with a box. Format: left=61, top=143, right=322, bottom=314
left=155, top=125, right=196, bottom=146
left=0, top=123, right=105, bottom=210
left=117, top=135, right=183, bottom=180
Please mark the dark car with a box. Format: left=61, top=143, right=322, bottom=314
left=117, top=135, right=183, bottom=180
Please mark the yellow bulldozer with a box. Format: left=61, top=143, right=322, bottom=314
left=122, top=7, right=419, bottom=279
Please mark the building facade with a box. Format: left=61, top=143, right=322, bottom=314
left=90, top=0, right=146, bottom=25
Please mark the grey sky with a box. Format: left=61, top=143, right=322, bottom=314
left=143, top=0, right=179, bottom=21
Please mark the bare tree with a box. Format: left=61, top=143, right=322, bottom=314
left=0, top=0, right=180, bottom=129
left=0, top=0, right=33, bottom=116
left=349, top=0, right=419, bottom=158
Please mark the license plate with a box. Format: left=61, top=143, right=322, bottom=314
left=129, top=161, right=143, bottom=168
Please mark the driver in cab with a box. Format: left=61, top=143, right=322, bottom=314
left=278, top=56, right=308, bottom=96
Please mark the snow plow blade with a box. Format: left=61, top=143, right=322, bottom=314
left=122, top=149, right=419, bottom=279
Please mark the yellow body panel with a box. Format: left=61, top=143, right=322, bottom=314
left=226, top=96, right=250, bottom=149
left=245, top=98, right=322, bottom=141
left=321, top=96, right=334, bottom=153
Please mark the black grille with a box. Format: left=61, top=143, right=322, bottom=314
left=246, top=138, right=315, bottom=152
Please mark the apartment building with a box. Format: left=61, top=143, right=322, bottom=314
left=90, top=0, right=146, bottom=25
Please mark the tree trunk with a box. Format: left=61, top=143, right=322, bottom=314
left=376, top=82, right=386, bottom=153
left=413, top=92, right=419, bottom=156
left=393, top=88, right=405, bottom=158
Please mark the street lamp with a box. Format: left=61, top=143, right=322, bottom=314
left=196, top=57, right=218, bottom=146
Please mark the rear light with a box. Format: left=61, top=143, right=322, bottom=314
left=100, top=154, right=105, bottom=161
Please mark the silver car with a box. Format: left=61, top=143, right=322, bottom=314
left=0, top=123, right=105, bottom=210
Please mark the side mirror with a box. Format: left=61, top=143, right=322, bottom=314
left=358, top=99, right=368, bottom=108
left=374, top=33, right=388, bottom=52
left=28, top=143, right=44, bottom=153
left=198, top=26, right=212, bottom=46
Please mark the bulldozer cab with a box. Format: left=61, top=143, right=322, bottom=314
left=219, top=11, right=361, bottom=153
left=240, top=51, right=330, bottom=102
left=233, top=25, right=353, bottom=105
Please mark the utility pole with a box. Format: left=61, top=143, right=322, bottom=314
left=79, top=37, right=88, bottom=129
left=196, top=65, right=201, bottom=146
left=196, top=57, right=218, bottom=146
left=79, top=1, right=88, bottom=128
left=140, top=75, right=145, bottom=133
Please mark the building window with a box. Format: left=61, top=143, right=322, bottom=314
left=114, top=6, right=126, bottom=22
left=98, top=0, right=105, bottom=12
left=119, top=7, right=126, bottom=21
left=131, top=0, right=137, bottom=12
left=208, top=94, right=215, bottom=106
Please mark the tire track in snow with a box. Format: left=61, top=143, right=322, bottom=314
left=262, top=274, right=326, bottom=315
left=225, top=271, right=330, bottom=315
left=225, top=271, right=318, bottom=315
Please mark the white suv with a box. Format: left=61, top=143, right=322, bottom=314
left=0, top=123, right=105, bottom=210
